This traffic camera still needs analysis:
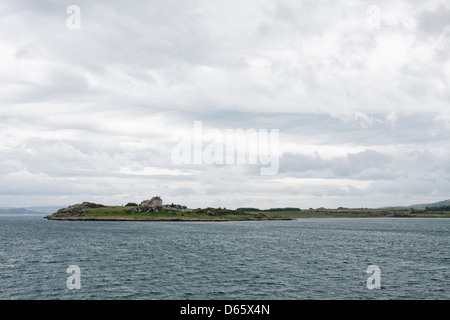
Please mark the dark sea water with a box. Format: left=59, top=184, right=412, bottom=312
left=0, top=215, right=448, bottom=300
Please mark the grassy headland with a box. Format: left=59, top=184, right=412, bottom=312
left=44, top=202, right=450, bottom=222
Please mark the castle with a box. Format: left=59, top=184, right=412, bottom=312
left=140, top=196, right=163, bottom=208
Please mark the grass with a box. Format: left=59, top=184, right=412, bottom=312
left=46, top=202, right=450, bottom=221
left=251, top=208, right=450, bottom=218
left=46, top=203, right=283, bottom=221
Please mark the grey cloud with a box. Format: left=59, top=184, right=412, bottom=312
left=346, top=149, right=390, bottom=172
left=171, top=187, right=197, bottom=196
left=433, top=48, right=449, bottom=63
left=1, top=0, right=450, bottom=208
left=14, top=44, right=43, bottom=60
left=279, top=149, right=391, bottom=179
left=417, top=4, right=450, bottom=35
left=279, top=152, right=325, bottom=174
left=368, top=175, right=450, bottom=198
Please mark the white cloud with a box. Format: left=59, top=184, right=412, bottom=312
left=0, top=0, right=449, bottom=208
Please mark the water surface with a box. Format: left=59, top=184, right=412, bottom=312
left=0, top=215, right=448, bottom=299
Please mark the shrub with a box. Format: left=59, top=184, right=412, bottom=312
left=125, top=202, right=138, bottom=207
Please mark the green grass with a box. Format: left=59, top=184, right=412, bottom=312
left=47, top=203, right=283, bottom=221
left=46, top=202, right=450, bottom=221
left=241, top=208, right=450, bottom=218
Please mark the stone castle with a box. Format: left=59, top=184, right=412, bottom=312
left=140, top=196, right=163, bottom=208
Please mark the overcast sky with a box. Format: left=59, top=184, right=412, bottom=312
left=1, top=0, right=450, bottom=209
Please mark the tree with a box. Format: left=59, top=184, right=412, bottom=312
left=125, top=202, right=138, bottom=207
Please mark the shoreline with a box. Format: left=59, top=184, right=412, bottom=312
left=44, top=216, right=294, bottom=222
left=43, top=215, right=449, bottom=222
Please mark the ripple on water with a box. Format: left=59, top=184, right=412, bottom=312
left=0, top=217, right=449, bottom=299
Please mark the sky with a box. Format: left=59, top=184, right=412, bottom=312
left=1, top=0, right=450, bottom=209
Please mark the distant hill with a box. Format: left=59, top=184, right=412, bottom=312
left=407, top=199, right=450, bottom=210
left=0, top=206, right=64, bottom=214
left=23, top=206, right=63, bottom=214
left=383, top=199, right=450, bottom=210
left=0, top=208, right=46, bottom=215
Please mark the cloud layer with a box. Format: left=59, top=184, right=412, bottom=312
left=1, top=0, right=450, bottom=208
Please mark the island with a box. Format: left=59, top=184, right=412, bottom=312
left=44, top=198, right=291, bottom=222
left=44, top=196, right=450, bottom=222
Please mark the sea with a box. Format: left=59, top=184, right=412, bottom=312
left=0, top=214, right=448, bottom=300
